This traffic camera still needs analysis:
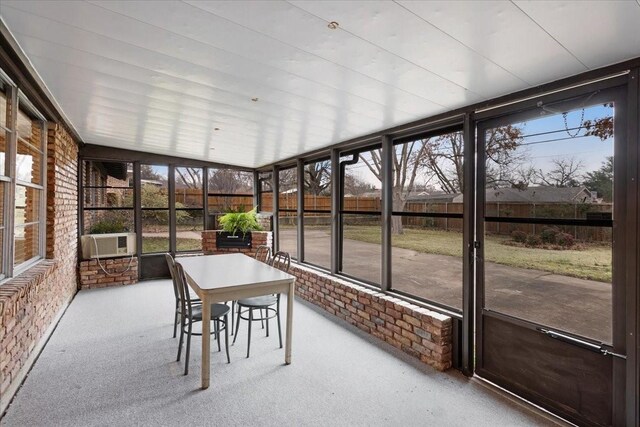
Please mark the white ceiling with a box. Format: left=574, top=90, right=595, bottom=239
left=1, top=1, right=640, bottom=168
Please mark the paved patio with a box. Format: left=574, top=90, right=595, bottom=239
left=1, top=280, right=556, bottom=426
left=281, top=229, right=612, bottom=343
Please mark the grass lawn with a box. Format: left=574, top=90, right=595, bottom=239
left=142, top=237, right=201, bottom=253
left=342, top=226, right=611, bottom=283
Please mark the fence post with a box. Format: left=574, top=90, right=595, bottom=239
left=533, top=203, right=536, bottom=235
left=496, top=202, right=500, bottom=234
left=574, top=203, right=578, bottom=239
left=445, top=202, right=449, bottom=231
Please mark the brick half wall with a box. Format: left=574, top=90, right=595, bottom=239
left=283, top=263, right=452, bottom=371
left=201, top=231, right=273, bottom=257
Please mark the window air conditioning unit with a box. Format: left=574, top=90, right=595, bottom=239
left=81, top=233, right=136, bottom=259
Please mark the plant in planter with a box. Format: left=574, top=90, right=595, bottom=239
left=216, top=207, right=262, bottom=248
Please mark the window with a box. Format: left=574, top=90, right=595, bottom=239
left=82, top=161, right=134, bottom=237
left=390, top=129, right=465, bottom=311
left=0, top=72, right=47, bottom=279
left=175, top=167, right=204, bottom=252
left=207, top=168, right=254, bottom=229
left=141, top=164, right=169, bottom=253
left=257, top=171, right=272, bottom=213
left=277, top=167, right=297, bottom=259
left=302, top=159, right=331, bottom=269
left=339, top=148, right=382, bottom=285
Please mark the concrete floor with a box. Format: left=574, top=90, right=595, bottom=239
left=2, top=280, right=555, bottom=426
left=281, top=229, right=612, bottom=343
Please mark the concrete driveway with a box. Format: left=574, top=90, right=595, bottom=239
left=280, top=228, right=612, bottom=343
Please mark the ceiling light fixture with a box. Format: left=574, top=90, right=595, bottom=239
left=327, top=21, right=339, bottom=30
left=214, top=127, right=220, bottom=131
left=251, top=97, right=259, bottom=102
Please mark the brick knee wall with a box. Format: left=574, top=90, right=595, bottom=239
left=1, top=124, right=79, bottom=407
left=79, top=257, right=139, bottom=289
left=282, top=263, right=452, bottom=371
left=201, top=231, right=273, bottom=257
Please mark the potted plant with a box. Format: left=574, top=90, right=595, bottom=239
left=216, top=207, right=262, bottom=248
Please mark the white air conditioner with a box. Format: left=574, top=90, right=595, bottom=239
left=81, top=233, right=136, bottom=259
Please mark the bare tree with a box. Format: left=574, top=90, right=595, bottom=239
left=175, top=167, right=203, bottom=189
left=208, top=169, right=253, bottom=193
left=536, top=158, right=584, bottom=188
left=362, top=126, right=523, bottom=234
left=304, top=161, right=331, bottom=196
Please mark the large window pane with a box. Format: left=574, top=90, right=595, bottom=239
left=14, top=185, right=40, bottom=226
left=278, top=213, right=297, bottom=259
left=208, top=168, right=253, bottom=216
left=303, top=159, right=331, bottom=269
left=342, top=214, right=381, bottom=285
left=84, top=210, right=134, bottom=235
left=278, top=167, right=297, bottom=209
left=142, top=210, right=169, bottom=253
left=141, top=165, right=168, bottom=208
left=391, top=217, right=463, bottom=310
left=176, top=210, right=203, bottom=252
left=303, top=215, right=331, bottom=269
left=175, top=167, right=203, bottom=208
left=14, top=223, right=39, bottom=266
left=0, top=83, right=8, bottom=174
left=16, top=138, right=43, bottom=186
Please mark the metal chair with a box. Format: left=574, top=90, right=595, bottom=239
left=231, top=245, right=272, bottom=335
left=165, top=253, right=201, bottom=338
left=174, top=262, right=231, bottom=375
left=233, top=251, right=290, bottom=358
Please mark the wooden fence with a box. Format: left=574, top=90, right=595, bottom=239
left=194, top=191, right=612, bottom=242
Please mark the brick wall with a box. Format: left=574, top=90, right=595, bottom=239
left=282, top=263, right=453, bottom=371
left=0, top=123, right=78, bottom=412
left=201, top=230, right=273, bottom=258
left=79, top=257, right=138, bottom=289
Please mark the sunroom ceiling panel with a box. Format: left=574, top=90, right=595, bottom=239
left=513, top=0, right=640, bottom=69
left=395, top=1, right=588, bottom=85
left=289, top=1, right=526, bottom=96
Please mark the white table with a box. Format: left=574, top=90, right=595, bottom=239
left=177, top=253, right=296, bottom=389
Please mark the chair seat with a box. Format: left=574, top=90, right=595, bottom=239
left=237, top=295, right=278, bottom=308
left=190, top=303, right=230, bottom=321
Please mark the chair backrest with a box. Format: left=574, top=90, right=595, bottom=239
left=165, top=253, right=179, bottom=300
left=174, top=262, right=195, bottom=315
left=269, top=251, right=291, bottom=273
left=255, top=245, right=272, bottom=263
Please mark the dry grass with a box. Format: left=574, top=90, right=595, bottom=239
left=343, top=226, right=611, bottom=283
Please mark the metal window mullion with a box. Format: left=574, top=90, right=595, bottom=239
left=296, top=159, right=304, bottom=262
left=169, top=165, right=176, bottom=255
left=381, top=135, right=392, bottom=292
left=462, top=113, right=476, bottom=377
left=330, top=149, right=339, bottom=274
left=272, top=164, right=279, bottom=252
left=4, top=85, right=17, bottom=277
left=133, top=162, right=142, bottom=277
left=16, top=135, right=45, bottom=155
left=253, top=170, right=260, bottom=210
left=203, top=167, right=209, bottom=229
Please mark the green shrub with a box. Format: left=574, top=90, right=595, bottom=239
left=525, top=233, right=542, bottom=247
left=218, top=207, right=262, bottom=236
left=556, top=232, right=575, bottom=247
left=511, top=230, right=527, bottom=243
left=89, top=219, right=128, bottom=234
left=540, top=226, right=560, bottom=244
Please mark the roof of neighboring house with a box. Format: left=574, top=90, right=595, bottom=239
left=484, top=186, right=593, bottom=203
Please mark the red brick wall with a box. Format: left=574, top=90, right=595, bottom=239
left=283, top=263, right=453, bottom=371
left=79, top=257, right=138, bottom=289
left=201, top=230, right=273, bottom=258
left=0, top=123, right=78, bottom=411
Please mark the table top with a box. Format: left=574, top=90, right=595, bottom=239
left=177, top=253, right=295, bottom=291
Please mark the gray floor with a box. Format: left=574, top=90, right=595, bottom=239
left=2, top=280, right=555, bottom=426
